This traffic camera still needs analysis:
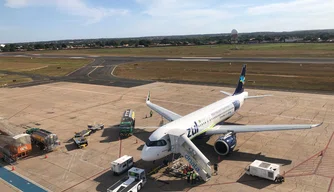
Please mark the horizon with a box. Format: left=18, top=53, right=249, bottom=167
left=1, top=0, right=334, bottom=43
left=2, top=28, right=334, bottom=44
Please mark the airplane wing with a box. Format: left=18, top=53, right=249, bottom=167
left=205, top=123, right=323, bottom=135
left=146, top=92, right=182, bottom=122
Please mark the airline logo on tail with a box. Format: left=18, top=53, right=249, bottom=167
left=239, top=75, right=245, bottom=84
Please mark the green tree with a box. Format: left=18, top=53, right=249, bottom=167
left=160, top=38, right=170, bottom=44
left=34, top=44, right=45, bottom=49
left=2, top=45, right=9, bottom=52
left=9, top=44, right=16, bottom=52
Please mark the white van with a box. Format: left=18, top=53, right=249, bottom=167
left=111, top=155, right=134, bottom=175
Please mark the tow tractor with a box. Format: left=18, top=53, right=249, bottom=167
left=107, top=167, right=146, bottom=192
left=73, top=136, right=88, bottom=148
left=87, top=123, right=104, bottom=133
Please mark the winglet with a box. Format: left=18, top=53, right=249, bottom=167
left=311, top=122, right=323, bottom=128
left=146, top=91, right=151, bottom=102
left=220, top=91, right=232, bottom=96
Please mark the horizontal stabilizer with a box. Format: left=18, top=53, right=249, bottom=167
left=245, top=95, right=273, bottom=99
left=220, top=91, right=232, bottom=96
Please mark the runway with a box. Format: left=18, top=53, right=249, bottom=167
left=1, top=53, right=334, bottom=89
left=2, top=53, right=334, bottom=63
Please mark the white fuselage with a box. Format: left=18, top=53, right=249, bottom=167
left=141, top=92, right=248, bottom=161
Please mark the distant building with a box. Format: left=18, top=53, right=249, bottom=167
left=284, top=37, right=303, bottom=43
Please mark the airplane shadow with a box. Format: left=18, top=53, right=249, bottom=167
left=192, top=135, right=292, bottom=166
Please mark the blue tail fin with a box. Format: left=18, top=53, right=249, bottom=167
left=233, top=64, right=246, bottom=95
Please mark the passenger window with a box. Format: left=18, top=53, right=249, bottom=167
left=268, top=172, right=273, bottom=178
left=123, top=164, right=127, bottom=168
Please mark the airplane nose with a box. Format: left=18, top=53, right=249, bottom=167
left=141, top=145, right=156, bottom=161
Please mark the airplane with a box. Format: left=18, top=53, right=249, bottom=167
left=141, top=64, right=323, bottom=161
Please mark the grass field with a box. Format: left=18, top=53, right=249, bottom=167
left=114, top=61, right=334, bottom=92
left=0, top=73, right=32, bottom=86
left=26, top=43, right=334, bottom=57
left=0, top=57, right=93, bottom=77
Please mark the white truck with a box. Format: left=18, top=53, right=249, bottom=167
left=111, top=155, right=134, bottom=176
left=245, top=160, right=285, bottom=183
left=107, top=167, right=147, bottom=192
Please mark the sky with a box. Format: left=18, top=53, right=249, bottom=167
left=1, top=0, right=334, bottom=43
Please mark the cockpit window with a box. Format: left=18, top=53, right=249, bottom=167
left=146, top=139, right=167, bottom=147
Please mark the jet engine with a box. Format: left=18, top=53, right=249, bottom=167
left=213, top=132, right=237, bottom=156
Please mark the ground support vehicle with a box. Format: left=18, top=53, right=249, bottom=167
left=111, top=155, right=134, bottom=175
left=30, top=129, right=60, bottom=152
left=119, top=109, right=135, bottom=137
left=245, top=160, right=285, bottom=183
left=73, top=136, right=88, bottom=148
left=87, top=123, right=104, bottom=133
left=107, top=167, right=146, bottom=192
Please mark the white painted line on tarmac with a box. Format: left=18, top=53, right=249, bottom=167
left=66, top=58, right=96, bottom=76
left=91, top=65, right=104, bottom=68
left=14, top=55, right=28, bottom=57
left=1, top=162, right=50, bottom=192
left=166, top=59, right=210, bottom=61
left=70, top=57, right=84, bottom=59
left=87, top=66, right=99, bottom=77
left=111, top=65, right=118, bottom=77
left=181, top=57, right=222, bottom=59
left=0, top=178, right=23, bottom=192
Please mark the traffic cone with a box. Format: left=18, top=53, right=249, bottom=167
left=135, top=139, right=138, bottom=144
left=45, top=154, right=48, bottom=159
left=11, top=166, right=15, bottom=171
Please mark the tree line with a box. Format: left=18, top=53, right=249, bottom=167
left=1, top=30, right=334, bottom=52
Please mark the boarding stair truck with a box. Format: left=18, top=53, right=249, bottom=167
left=119, top=109, right=135, bottom=137
left=168, top=129, right=212, bottom=182
left=0, top=134, right=32, bottom=164
left=107, top=167, right=146, bottom=192
left=30, top=129, right=60, bottom=152
left=111, top=155, right=134, bottom=176
left=245, top=160, right=285, bottom=183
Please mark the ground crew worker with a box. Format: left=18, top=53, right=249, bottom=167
left=214, top=163, right=218, bottom=175
left=187, top=171, right=191, bottom=183
left=192, top=172, right=197, bottom=184
left=150, top=110, right=153, bottom=117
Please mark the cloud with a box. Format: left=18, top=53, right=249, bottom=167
left=132, top=0, right=239, bottom=35
left=247, top=0, right=334, bottom=15
left=4, top=0, right=129, bottom=24
left=136, top=0, right=235, bottom=19
left=4, top=0, right=28, bottom=8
